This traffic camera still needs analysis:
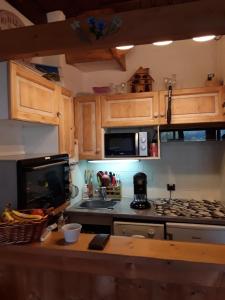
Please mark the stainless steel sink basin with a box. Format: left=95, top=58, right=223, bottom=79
left=78, top=199, right=119, bottom=209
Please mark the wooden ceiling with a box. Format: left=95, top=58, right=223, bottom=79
left=7, top=0, right=197, bottom=24
left=2, top=0, right=224, bottom=70
left=6, top=0, right=197, bottom=70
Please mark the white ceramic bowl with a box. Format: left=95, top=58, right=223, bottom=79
left=62, top=223, right=82, bottom=243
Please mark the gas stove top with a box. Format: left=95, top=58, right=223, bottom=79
left=152, top=198, right=225, bottom=219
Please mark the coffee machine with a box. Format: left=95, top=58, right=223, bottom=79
left=130, top=172, right=150, bottom=209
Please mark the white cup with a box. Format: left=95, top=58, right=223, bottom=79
left=62, top=223, right=82, bottom=243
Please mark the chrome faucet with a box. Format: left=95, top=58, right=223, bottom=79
left=99, top=187, right=107, bottom=200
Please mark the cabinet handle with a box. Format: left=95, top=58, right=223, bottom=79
left=166, top=233, right=173, bottom=240
left=153, top=113, right=158, bottom=118
left=57, top=112, right=61, bottom=117
left=222, top=102, right=225, bottom=108
left=147, top=230, right=155, bottom=239
left=160, top=114, right=165, bottom=117
left=96, top=150, right=100, bottom=154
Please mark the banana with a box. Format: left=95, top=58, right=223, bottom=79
left=2, top=211, right=15, bottom=222
left=11, top=210, right=43, bottom=221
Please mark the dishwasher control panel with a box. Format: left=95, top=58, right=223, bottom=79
left=113, top=221, right=164, bottom=239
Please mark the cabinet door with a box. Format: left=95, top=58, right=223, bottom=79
left=75, top=96, right=102, bottom=160
left=9, top=61, right=59, bottom=125
left=159, top=86, right=225, bottom=125
left=58, top=88, right=75, bottom=158
left=101, top=92, right=159, bottom=127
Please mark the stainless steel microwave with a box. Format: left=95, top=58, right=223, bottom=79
left=104, top=132, right=148, bottom=157
left=0, top=154, right=70, bottom=212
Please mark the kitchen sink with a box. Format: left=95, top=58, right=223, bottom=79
left=78, top=199, right=119, bottom=209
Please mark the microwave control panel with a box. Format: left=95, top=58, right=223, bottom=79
left=139, top=132, right=148, bottom=156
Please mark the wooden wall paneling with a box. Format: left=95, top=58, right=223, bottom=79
left=1, top=233, right=225, bottom=299
left=0, top=253, right=225, bottom=299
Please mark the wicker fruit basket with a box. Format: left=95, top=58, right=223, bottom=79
left=0, top=210, right=48, bottom=245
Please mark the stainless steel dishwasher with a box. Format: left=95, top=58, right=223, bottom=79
left=113, top=221, right=165, bottom=239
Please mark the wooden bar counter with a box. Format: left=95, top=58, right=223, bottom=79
left=0, top=232, right=225, bottom=300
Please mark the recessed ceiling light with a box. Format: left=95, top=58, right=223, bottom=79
left=153, top=41, right=173, bottom=46
left=116, top=45, right=134, bottom=50
left=193, top=35, right=216, bottom=42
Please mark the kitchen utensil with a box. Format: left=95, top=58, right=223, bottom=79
left=164, top=75, right=176, bottom=125
left=102, top=172, right=110, bottom=187
left=85, top=170, right=91, bottom=184
left=97, top=175, right=102, bottom=187
left=69, top=184, right=79, bottom=199
left=112, top=173, right=116, bottom=186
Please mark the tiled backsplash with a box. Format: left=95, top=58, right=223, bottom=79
left=71, top=142, right=225, bottom=204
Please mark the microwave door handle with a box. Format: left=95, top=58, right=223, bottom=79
left=26, top=161, right=68, bottom=170
left=135, top=133, right=139, bottom=156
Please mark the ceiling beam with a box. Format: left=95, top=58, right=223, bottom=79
left=110, top=48, right=127, bottom=71
left=0, top=0, right=224, bottom=61
left=66, top=48, right=113, bottom=64
left=66, top=48, right=128, bottom=71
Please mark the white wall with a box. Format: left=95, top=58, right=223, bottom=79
left=32, top=54, right=84, bottom=95
left=85, top=142, right=225, bottom=202
left=23, top=124, right=58, bottom=154
left=216, top=36, right=225, bottom=83
left=0, top=120, right=25, bottom=155
left=70, top=160, right=87, bottom=205
left=0, top=120, right=58, bottom=155
left=81, top=39, right=219, bottom=93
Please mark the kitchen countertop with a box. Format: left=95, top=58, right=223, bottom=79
left=67, top=198, right=225, bottom=226
left=2, top=231, right=225, bottom=265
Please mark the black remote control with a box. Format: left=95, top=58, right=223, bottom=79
left=88, top=234, right=110, bottom=250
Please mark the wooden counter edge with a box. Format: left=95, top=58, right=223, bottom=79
left=0, top=233, right=225, bottom=288
left=1, top=232, right=225, bottom=265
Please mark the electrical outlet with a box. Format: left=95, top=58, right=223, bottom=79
left=167, top=184, right=176, bottom=191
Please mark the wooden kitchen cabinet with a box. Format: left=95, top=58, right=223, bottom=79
left=75, top=95, right=102, bottom=160
left=101, top=92, right=160, bottom=127
left=9, top=61, right=60, bottom=125
left=58, top=88, right=75, bottom=158
left=159, top=86, right=225, bottom=125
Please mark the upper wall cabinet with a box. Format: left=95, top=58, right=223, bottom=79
left=159, top=86, right=225, bottom=125
left=58, top=88, right=75, bottom=158
left=9, top=61, right=60, bottom=125
left=75, top=95, right=102, bottom=160
left=101, top=92, right=159, bottom=127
